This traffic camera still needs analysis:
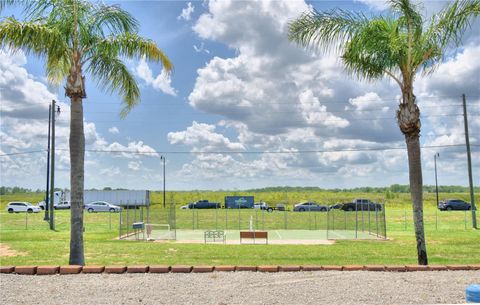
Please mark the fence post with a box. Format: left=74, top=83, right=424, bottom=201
left=109, top=212, right=112, bottom=230
left=173, top=200, right=177, bottom=240
left=375, top=206, right=379, bottom=237
left=119, top=210, right=122, bottom=239
left=332, top=209, right=335, bottom=231
left=361, top=205, right=364, bottom=232
left=225, top=206, right=228, bottom=230
left=25, top=212, right=28, bottom=230
left=368, top=203, right=377, bottom=234
left=326, top=209, right=329, bottom=240
left=192, top=207, right=195, bottom=230
left=126, top=206, right=129, bottom=237
left=262, top=209, right=264, bottom=230
left=344, top=211, right=346, bottom=230
left=215, top=205, right=218, bottom=230
left=238, top=206, right=241, bottom=230
left=134, top=202, right=137, bottom=222
left=382, top=204, right=387, bottom=239
left=355, top=202, right=358, bottom=239
left=284, top=208, right=287, bottom=230
left=146, top=205, right=149, bottom=225
left=435, top=209, right=438, bottom=230
left=308, top=207, right=312, bottom=230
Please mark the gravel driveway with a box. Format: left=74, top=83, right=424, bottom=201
left=1, top=271, right=479, bottom=305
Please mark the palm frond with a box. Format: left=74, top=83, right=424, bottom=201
left=342, top=17, right=402, bottom=81
left=387, top=0, right=423, bottom=28
left=46, top=50, right=71, bottom=84
left=0, top=17, right=67, bottom=58
left=288, top=8, right=369, bottom=53
left=89, top=32, right=173, bottom=73
left=22, top=0, right=55, bottom=20
left=87, top=3, right=139, bottom=36
left=427, top=0, right=480, bottom=50
left=86, top=54, right=140, bottom=117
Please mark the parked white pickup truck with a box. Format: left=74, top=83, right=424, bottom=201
left=38, top=200, right=71, bottom=210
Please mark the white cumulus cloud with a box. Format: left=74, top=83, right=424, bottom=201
left=178, top=2, right=194, bottom=21
left=168, top=121, right=245, bottom=152
left=108, top=127, right=119, bottom=134
left=136, top=58, right=177, bottom=96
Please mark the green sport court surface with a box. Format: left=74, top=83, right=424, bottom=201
left=123, top=229, right=385, bottom=244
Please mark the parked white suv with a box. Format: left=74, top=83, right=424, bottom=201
left=6, top=202, right=41, bottom=213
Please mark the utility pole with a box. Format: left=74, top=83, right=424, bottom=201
left=44, top=104, right=51, bottom=221
left=49, top=100, right=59, bottom=230
left=462, top=94, right=477, bottom=229
left=434, top=153, right=439, bottom=208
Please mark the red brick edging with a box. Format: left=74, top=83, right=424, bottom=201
left=1, top=265, right=478, bottom=275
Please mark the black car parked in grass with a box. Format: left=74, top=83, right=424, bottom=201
left=340, top=202, right=382, bottom=212
left=438, top=199, right=471, bottom=211
left=181, top=200, right=221, bottom=209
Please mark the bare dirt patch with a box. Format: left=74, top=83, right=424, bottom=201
left=0, top=243, right=26, bottom=257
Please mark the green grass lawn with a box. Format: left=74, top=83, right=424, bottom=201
left=0, top=192, right=479, bottom=266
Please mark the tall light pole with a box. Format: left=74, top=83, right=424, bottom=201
left=434, top=153, right=440, bottom=208
left=48, top=101, right=61, bottom=230
left=44, top=104, right=51, bottom=221
left=160, top=156, right=165, bottom=208
left=49, top=100, right=56, bottom=230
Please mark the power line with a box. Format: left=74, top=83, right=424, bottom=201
left=2, top=143, right=476, bottom=158
left=51, top=113, right=477, bottom=124
left=4, top=94, right=479, bottom=108
left=3, top=102, right=480, bottom=117
left=0, top=150, right=46, bottom=157
left=52, top=143, right=470, bottom=155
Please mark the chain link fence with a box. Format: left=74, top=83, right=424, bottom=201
left=119, top=200, right=177, bottom=240
left=131, top=203, right=387, bottom=241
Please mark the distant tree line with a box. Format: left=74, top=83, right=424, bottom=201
left=1, top=185, right=478, bottom=195
left=0, top=186, right=65, bottom=195
left=245, top=185, right=479, bottom=194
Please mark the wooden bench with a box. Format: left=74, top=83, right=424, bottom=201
left=240, top=231, right=268, bottom=244
left=204, top=230, right=226, bottom=244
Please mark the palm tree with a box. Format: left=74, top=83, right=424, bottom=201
left=1, top=0, right=172, bottom=265
left=288, top=0, right=479, bottom=265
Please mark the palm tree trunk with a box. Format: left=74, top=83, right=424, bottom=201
left=397, top=95, right=428, bottom=265
left=67, top=49, right=86, bottom=266
left=405, top=134, right=428, bottom=265
left=69, top=96, right=85, bottom=265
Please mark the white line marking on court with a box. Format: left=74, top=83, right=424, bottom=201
left=275, top=230, right=282, bottom=239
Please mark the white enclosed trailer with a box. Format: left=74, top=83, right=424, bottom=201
left=63, top=190, right=151, bottom=207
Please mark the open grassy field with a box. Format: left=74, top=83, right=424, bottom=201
left=0, top=191, right=478, bottom=266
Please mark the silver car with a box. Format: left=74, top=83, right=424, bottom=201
left=293, top=201, right=328, bottom=212
left=85, top=201, right=121, bottom=213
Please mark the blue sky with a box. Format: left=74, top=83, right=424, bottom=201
left=1, top=0, right=479, bottom=191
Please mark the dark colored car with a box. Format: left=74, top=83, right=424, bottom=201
left=438, top=199, right=471, bottom=211
left=340, top=202, right=382, bottom=212
left=184, top=200, right=221, bottom=209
